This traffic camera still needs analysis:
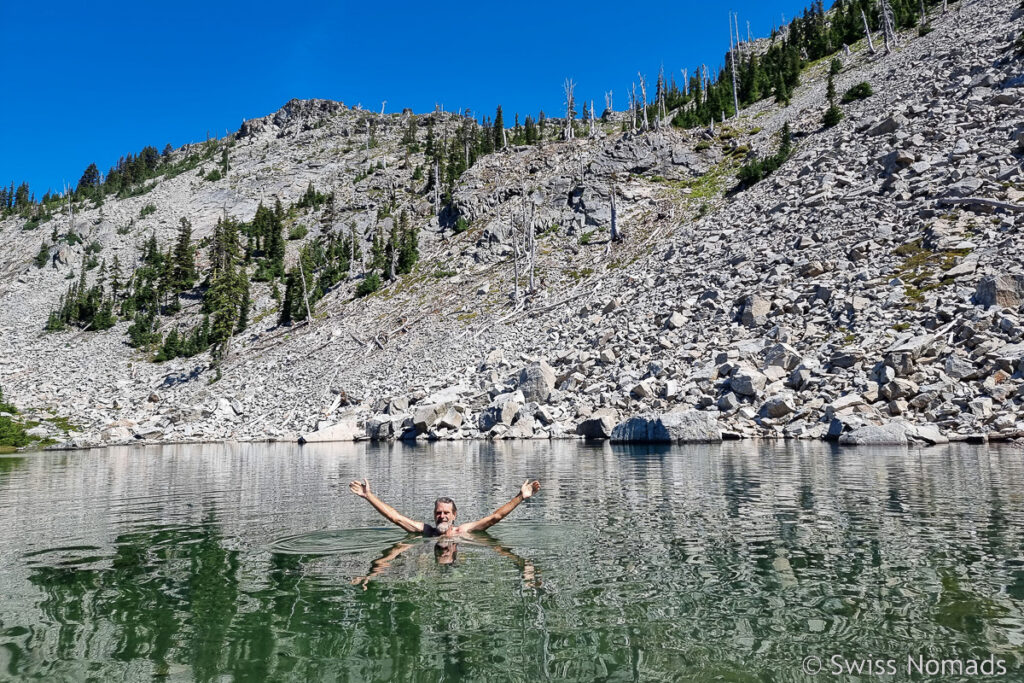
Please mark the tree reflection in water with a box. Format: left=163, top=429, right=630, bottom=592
left=1, top=442, right=1022, bottom=681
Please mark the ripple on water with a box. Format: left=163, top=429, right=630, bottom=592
left=268, top=527, right=410, bottom=555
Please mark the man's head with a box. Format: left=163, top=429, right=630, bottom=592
left=433, top=497, right=457, bottom=533
left=434, top=539, right=458, bottom=565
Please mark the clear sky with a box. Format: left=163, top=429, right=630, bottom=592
left=1, top=0, right=818, bottom=198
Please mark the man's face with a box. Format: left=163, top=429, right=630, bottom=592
left=434, top=501, right=456, bottom=532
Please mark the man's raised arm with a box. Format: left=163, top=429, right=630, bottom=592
left=349, top=478, right=425, bottom=533
left=459, top=480, right=540, bottom=533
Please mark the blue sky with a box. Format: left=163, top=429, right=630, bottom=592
left=1, top=0, right=817, bottom=197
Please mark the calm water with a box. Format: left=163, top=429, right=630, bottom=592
left=1, top=441, right=1023, bottom=682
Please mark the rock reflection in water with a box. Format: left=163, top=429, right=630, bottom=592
left=0, top=442, right=1021, bottom=681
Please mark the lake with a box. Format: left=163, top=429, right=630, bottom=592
left=1, top=441, right=1022, bottom=681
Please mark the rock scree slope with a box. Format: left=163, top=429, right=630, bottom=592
left=1, top=0, right=1022, bottom=449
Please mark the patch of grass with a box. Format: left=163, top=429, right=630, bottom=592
left=139, top=204, right=157, bottom=218
left=579, top=231, right=593, bottom=245
left=695, top=141, right=712, bottom=151
left=892, top=322, right=910, bottom=332
left=566, top=267, right=594, bottom=281
left=432, top=269, right=457, bottom=278
left=48, top=416, right=81, bottom=433
left=288, top=225, right=308, bottom=240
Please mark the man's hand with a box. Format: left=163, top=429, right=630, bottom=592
left=349, top=478, right=371, bottom=498
left=520, top=479, right=540, bottom=500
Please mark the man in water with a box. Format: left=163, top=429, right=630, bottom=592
left=348, top=478, right=540, bottom=536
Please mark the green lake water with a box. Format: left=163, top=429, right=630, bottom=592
left=0, top=441, right=1022, bottom=682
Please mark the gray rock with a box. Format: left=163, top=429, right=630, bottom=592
left=974, top=275, right=1024, bottom=310
left=576, top=409, right=617, bottom=439
left=413, top=402, right=449, bottom=433
left=760, top=395, right=796, bottom=418
left=731, top=367, right=767, bottom=396
left=478, top=391, right=524, bottom=431
left=299, top=418, right=362, bottom=443
left=838, top=421, right=910, bottom=446
left=518, top=361, right=556, bottom=403
left=610, top=410, right=722, bottom=443
left=867, top=114, right=907, bottom=136
left=740, top=294, right=770, bottom=327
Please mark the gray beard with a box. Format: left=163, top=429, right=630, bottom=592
left=436, top=522, right=451, bottom=534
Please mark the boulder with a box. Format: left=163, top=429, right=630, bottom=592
left=974, top=275, right=1024, bottom=310
left=413, top=402, right=449, bottom=433
left=740, top=294, right=770, bottom=327
left=838, top=421, right=910, bottom=446
left=867, top=114, right=906, bottom=136
left=478, top=391, right=524, bottom=431
left=730, top=367, right=767, bottom=396
left=299, top=418, right=362, bottom=443
left=576, top=409, right=617, bottom=439
left=610, top=410, right=722, bottom=443
left=366, top=413, right=412, bottom=441
left=518, top=362, right=556, bottom=403
left=760, top=395, right=796, bottom=419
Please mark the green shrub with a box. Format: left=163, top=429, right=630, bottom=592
left=823, top=104, right=844, bottom=127
left=737, top=123, right=794, bottom=187
left=829, top=58, right=843, bottom=76
left=579, top=231, right=593, bottom=245
left=841, top=82, right=873, bottom=103
left=695, top=140, right=712, bottom=151
left=0, top=386, right=16, bottom=414
left=35, top=243, right=49, bottom=268
left=85, top=240, right=102, bottom=254
left=0, top=416, right=29, bottom=447
left=139, top=204, right=157, bottom=218
left=205, top=168, right=223, bottom=182
left=356, top=272, right=381, bottom=297
left=288, top=225, right=308, bottom=240
left=454, top=217, right=470, bottom=233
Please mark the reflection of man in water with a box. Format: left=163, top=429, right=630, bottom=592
left=352, top=536, right=540, bottom=589
left=348, top=478, right=541, bottom=536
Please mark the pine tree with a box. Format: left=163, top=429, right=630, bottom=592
left=171, top=217, right=197, bottom=292
left=823, top=71, right=844, bottom=127
left=35, top=242, right=49, bottom=268
left=493, top=106, right=505, bottom=150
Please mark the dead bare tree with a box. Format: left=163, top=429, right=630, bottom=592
left=880, top=0, right=897, bottom=54
left=861, top=8, right=876, bottom=54
left=604, top=91, right=613, bottom=115
left=630, top=82, right=637, bottom=130
left=638, top=72, right=649, bottom=130
left=729, top=12, right=741, bottom=119
left=590, top=100, right=596, bottom=137
left=380, top=100, right=386, bottom=115
left=681, top=68, right=688, bottom=97
left=563, top=78, right=576, bottom=140
left=610, top=179, right=621, bottom=242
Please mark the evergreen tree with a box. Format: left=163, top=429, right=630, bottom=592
left=823, top=71, right=844, bottom=127
left=35, top=242, right=49, bottom=268
left=77, top=163, right=100, bottom=193
left=396, top=209, right=418, bottom=275
left=171, top=217, right=197, bottom=292
left=493, top=106, right=505, bottom=150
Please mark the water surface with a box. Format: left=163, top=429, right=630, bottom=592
left=1, top=441, right=1022, bottom=681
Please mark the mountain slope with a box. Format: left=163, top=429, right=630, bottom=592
left=1, top=0, right=1022, bottom=448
